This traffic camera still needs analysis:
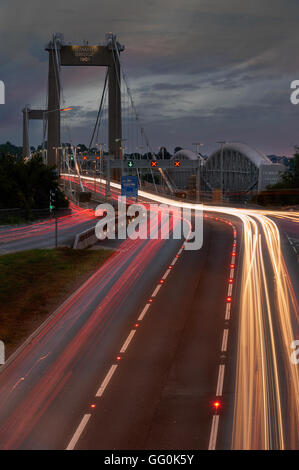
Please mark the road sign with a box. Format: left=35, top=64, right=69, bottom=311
left=151, top=161, right=158, bottom=167
left=121, top=175, right=138, bottom=197
left=174, top=161, right=181, bottom=167
left=127, top=160, right=134, bottom=168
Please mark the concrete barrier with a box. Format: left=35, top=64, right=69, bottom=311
left=73, top=226, right=97, bottom=249
left=73, top=213, right=133, bottom=249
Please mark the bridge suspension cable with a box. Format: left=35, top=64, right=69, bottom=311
left=112, top=36, right=175, bottom=193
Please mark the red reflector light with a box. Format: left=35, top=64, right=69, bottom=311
left=213, top=401, right=221, bottom=411
left=149, top=299, right=153, bottom=303
left=169, top=266, right=172, bottom=269
left=232, top=252, right=236, bottom=256
left=134, top=323, right=139, bottom=328
left=160, top=279, right=164, bottom=284
left=233, top=243, right=236, bottom=247
left=230, top=264, right=235, bottom=269
left=227, top=296, right=232, bottom=302
left=90, top=404, right=96, bottom=408
left=116, top=355, right=122, bottom=361
left=176, top=254, right=179, bottom=258
left=229, top=278, right=233, bottom=284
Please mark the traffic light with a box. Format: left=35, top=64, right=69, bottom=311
left=174, top=161, right=181, bottom=167
left=96, top=156, right=100, bottom=160
left=151, top=161, right=158, bottom=168
left=127, top=160, right=134, bottom=168
left=49, top=189, right=56, bottom=211
left=83, top=155, right=87, bottom=160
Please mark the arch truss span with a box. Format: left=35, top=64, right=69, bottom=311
left=204, top=142, right=273, bottom=193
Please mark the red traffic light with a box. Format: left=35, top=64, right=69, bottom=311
left=174, top=161, right=181, bottom=167
left=96, top=156, right=100, bottom=160
left=83, top=156, right=87, bottom=160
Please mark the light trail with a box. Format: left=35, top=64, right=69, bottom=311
left=0, top=196, right=182, bottom=449
left=202, top=209, right=298, bottom=449
left=0, top=202, right=95, bottom=244
left=66, top=173, right=299, bottom=449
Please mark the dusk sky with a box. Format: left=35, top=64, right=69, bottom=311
left=1, top=0, right=299, bottom=156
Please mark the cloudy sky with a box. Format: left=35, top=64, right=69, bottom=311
left=1, top=0, right=299, bottom=156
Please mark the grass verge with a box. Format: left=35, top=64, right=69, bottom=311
left=0, top=247, right=113, bottom=356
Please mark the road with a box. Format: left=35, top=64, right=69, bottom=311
left=0, top=173, right=298, bottom=449
left=0, top=209, right=238, bottom=450
left=0, top=203, right=98, bottom=254
left=204, top=207, right=299, bottom=449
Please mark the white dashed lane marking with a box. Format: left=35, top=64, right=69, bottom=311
left=120, top=330, right=136, bottom=354
left=208, top=415, right=220, bottom=450
left=66, top=414, right=91, bottom=450
left=216, top=364, right=225, bottom=397
left=96, top=365, right=118, bottom=397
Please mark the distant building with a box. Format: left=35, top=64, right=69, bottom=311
left=204, top=142, right=285, bottom=192
left=167, top=143, right=285, bottom=193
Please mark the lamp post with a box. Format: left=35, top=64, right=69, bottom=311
left=192, top=142, right=204, bottom=201
left=72, top=145, right=84, bottom=192
left=42, top=107, right=72, bottom=166
left=96, top=142, right=106, bottom=196
left=115, top=138, right=127, bottom=176
left=192, top=142, right=204, bottom=156
left=216, top=141, right=227, bottom=193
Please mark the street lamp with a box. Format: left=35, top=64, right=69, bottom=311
left=115, top=138, right=127, bottom=176
left=192, top=142, right=204, bottom=201
left=42, top=107, right=72, bottom=165
left=96, top=142, right=106, bottom=195
left=70, top=145, right=84, bottom=192
left=45, top=107, right=73, bottom=115
left=159, top=146, right=165, bottom=160
left=216, top=141, right=228, bottom=192
left=192, top=142, right=204, bottom=157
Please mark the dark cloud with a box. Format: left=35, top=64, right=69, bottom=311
left=0, top=0, right=298, bottom=156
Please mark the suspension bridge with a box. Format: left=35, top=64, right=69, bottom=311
left=22, top=33, right=284, bottom=201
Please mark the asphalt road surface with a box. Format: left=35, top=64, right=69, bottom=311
left=0, top=203, right=98, bottom=254
left=0, top=216, right=236, bottom=450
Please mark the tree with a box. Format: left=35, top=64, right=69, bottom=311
left=0, top=153, right=68, bottom=215
left=252, top=149, right=299, bottom=206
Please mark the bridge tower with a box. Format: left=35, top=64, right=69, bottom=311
left=46, top=33, right=124, bottom=168
left=22, top=34, right=124, bottom=169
